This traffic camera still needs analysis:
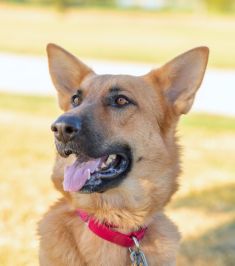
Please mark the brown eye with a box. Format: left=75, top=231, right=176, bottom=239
left=115, top=96, right=129, bottom=106
left=71, top=95, right=82, bottom=107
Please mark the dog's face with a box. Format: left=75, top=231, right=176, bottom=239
left=47, top=44, right=208, bottom=222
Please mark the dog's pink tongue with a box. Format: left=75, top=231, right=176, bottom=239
left=63, top=158, right=102, bottom=192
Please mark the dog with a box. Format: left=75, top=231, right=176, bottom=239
left=38, top=44, right=209, bottom=266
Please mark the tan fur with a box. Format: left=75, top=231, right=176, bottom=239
left=38, top=44, right=209, bottom=265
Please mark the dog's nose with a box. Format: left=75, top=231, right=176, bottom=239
left=51, top=115, right=81, bottom=143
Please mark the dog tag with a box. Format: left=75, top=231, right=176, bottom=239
left=130, top=250, right=148, bottom=266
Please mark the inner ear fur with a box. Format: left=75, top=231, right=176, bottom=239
left=148, top=47, right=209, bottom=115
left=47, top=43, right=94, bottom=111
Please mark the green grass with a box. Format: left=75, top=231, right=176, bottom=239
left=172, top=184, right=235, bottom=212
left=0, top=92, right=235, bottom=265
left=181, top=113, right=235, bottom=132
left=0, top=93, right=59, bottom=116
left=0, top=4, right=235, bottom=68
left=179, top=219, right=235, bottom=266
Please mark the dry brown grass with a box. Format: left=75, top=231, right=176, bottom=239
left=0, top=92, right=234, bottom=265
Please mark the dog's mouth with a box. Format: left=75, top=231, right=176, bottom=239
left=63, top=151, right=131, bottom=193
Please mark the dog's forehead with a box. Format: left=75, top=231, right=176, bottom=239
left=81, top=74, right=150, bottom=95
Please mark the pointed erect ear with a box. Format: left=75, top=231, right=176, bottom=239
left=148, top=47, right=209, bottom=115
left=47, top=43, right=94, bottom=111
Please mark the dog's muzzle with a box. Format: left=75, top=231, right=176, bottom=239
left=50, top=114, right=132, bottom=193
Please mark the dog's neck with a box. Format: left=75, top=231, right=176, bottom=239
left=76, top=209, right=147, bottom=248
left=70, top=201, right=151, bottom=231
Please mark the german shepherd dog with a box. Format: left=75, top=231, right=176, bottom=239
left=39, top=44, right=209, bottom=266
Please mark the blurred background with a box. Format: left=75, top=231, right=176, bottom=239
left=0, top=0, right=235, bottom=265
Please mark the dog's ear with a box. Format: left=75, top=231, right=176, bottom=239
left=47, top=43, right=94, bottom=111
left=148, top=47, right=209, bottom=115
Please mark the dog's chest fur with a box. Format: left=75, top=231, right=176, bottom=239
left=39, top=200, right=180, bottom=266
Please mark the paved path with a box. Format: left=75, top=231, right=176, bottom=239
left=0, top=53, right=234, bottom=116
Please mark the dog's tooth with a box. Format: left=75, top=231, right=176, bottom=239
left=106, top=154, right=116, bottom=165
left=100, top=155, right=117, bottom=170
left=87, top=169, right=91, bottom=180
left=111, top=154, right=117, bottom=161
left=106, top=156, right=113, bottom=165
left=101, top=162, right=106, bottom=169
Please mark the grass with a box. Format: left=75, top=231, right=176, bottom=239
left=0, top=92, right=235, bottom=266
left=0, top=4, right=235, bottom=68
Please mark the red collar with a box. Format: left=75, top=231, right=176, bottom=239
left=76, top=209, right=147, bottom=248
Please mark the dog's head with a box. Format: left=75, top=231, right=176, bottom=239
left=47, top=44, right=208, bottom=225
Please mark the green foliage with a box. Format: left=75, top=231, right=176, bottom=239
left=204, top=0, right=235, bottom=13
left=4, top=0, right=117, bottom=8
left=52, top=0, right=71, bottom=11
left=79, top=0, right=117, bottom=7
left=3, top=0, right=235, bottom=13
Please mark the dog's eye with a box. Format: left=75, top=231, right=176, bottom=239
left=71, top=94, right=82, bottom=107
left=114, top=95, right=130, bottom=107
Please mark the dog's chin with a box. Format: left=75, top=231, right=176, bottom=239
left=56, top=142, right=132, bottom=193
